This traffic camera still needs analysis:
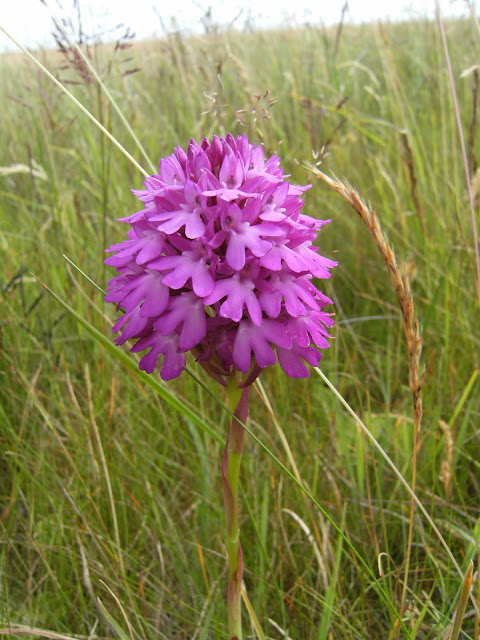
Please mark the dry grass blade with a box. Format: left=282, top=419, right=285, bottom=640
left=310, top=168, right=424, bottom=628
left=400, top=130, right=425, bottom=230
left=436, top=3, right=480, bottom=305
left=448, top=562, right=474, bottom=640
left=0, top=628, right=85, bottom=640
left=439, top=419, right=454, bottom=500
left=472, top=167, right=480, bottom=201
left=241, top=585, right=267, bottom=640
left=476, top=551, right=480, bottom=640
left=467, top=68, right=479, bottom=174
left=311, top=169, right=424, bottom=430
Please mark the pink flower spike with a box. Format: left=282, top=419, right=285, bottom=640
left=105, top=134, right=336, bottom=382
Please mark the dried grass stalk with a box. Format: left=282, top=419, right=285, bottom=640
left=311, top=168, right=425, bottom=627
left=312, top=169, right=424, bottom=432
left=439, top=419, right=454, bottom=500
left=400, top=130, right=425, bottom=230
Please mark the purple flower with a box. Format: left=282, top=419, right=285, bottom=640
left=105, top=134, right=336, bottom=383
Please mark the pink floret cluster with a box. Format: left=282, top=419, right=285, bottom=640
left=105, top=134, right=336, bottom=384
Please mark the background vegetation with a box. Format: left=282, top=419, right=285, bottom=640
left=1, top=9, right=480, bottom=639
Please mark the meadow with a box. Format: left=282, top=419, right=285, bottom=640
left=1, top=10, right=480, bottom=640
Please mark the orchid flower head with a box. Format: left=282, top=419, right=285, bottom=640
left=105, top=134, right=336, bottom=385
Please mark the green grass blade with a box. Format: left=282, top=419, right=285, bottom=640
left=33, top=273, right=221, bottom=443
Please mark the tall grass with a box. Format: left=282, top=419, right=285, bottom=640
left=1, top=10, right=479, bottom=639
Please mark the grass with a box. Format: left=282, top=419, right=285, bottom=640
left=1, top=8, right=480, bottom=639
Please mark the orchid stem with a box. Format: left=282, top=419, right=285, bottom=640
left=223, top=381, right=249, bottom=640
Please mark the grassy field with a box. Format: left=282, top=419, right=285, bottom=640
left=1, top=10, right=480, bottom=640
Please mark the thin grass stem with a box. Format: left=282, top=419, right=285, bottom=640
left=41, top=0, right=157, bottom=175
left=0, top=24, right=149, bottom=178
left=436, top=3, right=480, bottom=306
left=314, top=366, right=479, bottom=614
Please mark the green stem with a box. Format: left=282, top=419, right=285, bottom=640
left=222, top=381, right=249, bottom=640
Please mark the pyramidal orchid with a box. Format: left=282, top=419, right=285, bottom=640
left=105, top=134, right=336, bottom=639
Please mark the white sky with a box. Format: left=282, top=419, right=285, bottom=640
left=0, top=0, right=474, bottom=52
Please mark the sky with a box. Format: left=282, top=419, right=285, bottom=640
left=0, top=0, right=475, bottom=52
